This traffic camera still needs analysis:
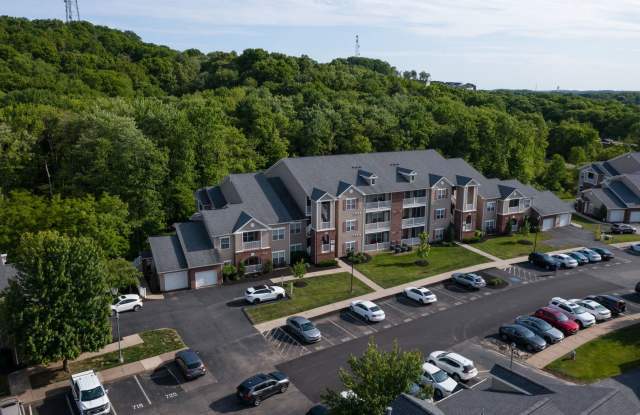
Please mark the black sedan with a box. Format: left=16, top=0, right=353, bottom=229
left=589, top=247, right=614, bottom=261
left=528, top=252, right=561, bottom=271
left=499, top=324, right=547, bottom=352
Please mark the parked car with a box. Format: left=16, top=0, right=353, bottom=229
left=570, top=299, right=611, bottom=321
left=427, top=351, right=478, bottom=382
left=576, top=248, right=601, bottom=262
left=286, top=316, right=321, bottom=343
left=419, top=362, right=458, bottom=400
left=306, top=404, right=329, bottom=415
left=111, top=294, right=143, bottom=313
left=584, top=295, right=626, bottom=316
left=498, top=324, right=547, bottom=352
left=350, top=300, right=385, bottom=322
left=589, top=247, right=614, bottom=261
left=236, top=372, right=289, bottom=406
left=533, top=307, right=579, bottom=336
left=451, top=272, right=486, bottom=289
left=70, top=370, right=111, bottom=415
left=548, top=297, right=596, bottom=329
left=630, top=244, right=640, bottom=254
left=528, top=252, right=561, bottom=270
left=244, top=285, right=286, bottom=304
left=0, top=398, right=25, bottom=415
left=567, top=251, right=589, bottom=265
left=175, top=349, right=206, bottom=380
left=403, top=287, right=437, bottom=304
left=611, top=223, right=637, bottom=234
left=551, top=254, right=578, bottom=269
left=514, top=315, right=564, bottom=344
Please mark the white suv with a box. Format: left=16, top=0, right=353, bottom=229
left=244, top=285, right=286, bottom=304
left=419, top=362, right=458, bottom=400
left=70, top=370, right=111, bottom=415
left=111, top=294, right=143, bottom=313
left=428, top=351, right=478, bottom=382
left=549, top=297, right=595, bottom=329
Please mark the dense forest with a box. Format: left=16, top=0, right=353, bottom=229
left=1, top=16, right=640, bottom=259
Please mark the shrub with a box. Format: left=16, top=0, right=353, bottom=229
left=222, top=263, right=237, bottom=281
left=262, top=260, right=273, bottom=274
left=517, top=239, right=533, bottom=245
left=462, top=236, right=481, bottom=244
left=445, top=223, right=455, bottom=243
left=346, top=251, right=370, bottom=264
left=236, top=262, right=245, bottom=279
left=486, top=276, right=507, bottom=288
left=316, top=259, right=338, bottom=268
left=290, top=251, right=310, bottom=265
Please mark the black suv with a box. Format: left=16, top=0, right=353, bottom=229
left=585, top=295, right=626, bottom=316
left=237, top=372, right=289, bottom=406
left=611, top=223, right=636, bottom=234
left=528, top=252, right=561, bottom=271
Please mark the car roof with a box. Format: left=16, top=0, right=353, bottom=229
left=73, top=372, right=101, bottom=390
left=269, top=371, right=287, bottom=381
left=287, top=316, right=310, bottom=324
left=357, top=300, right=376, bottom=308
left=553, top=253, right=568, bottom=258
left=176, top=349, right=202, bottom=365
left=250, top=285, right=269, bottom=291
left=240, top=373, right=269, bottom=388
left=422, top=362, right=441, bottom=374
left=118, top=294, right=139, bottom=300
left=442, top=352, right=472, bottom=365
left=591, top=294, right=623, bottom=302
left=538, top=306, right=561, bottom=315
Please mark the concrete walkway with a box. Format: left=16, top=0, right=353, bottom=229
left=335, top=259, right=385, bottom=291
left=456, top=241, right=503, bottom=262
left=270, top=266, right=344, bottom=285
left=269, top=260, right=384, bottom=291
left=527, top=313, right=640, bottom=369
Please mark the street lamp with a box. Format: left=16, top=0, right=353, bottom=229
left=510, top=342, right=516, bottom=369
left=114, top=311, right=123, bottom=363
left=350, top=260, right=354, bottom=294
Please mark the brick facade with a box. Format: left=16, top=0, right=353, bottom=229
left=390, top=192, right=404, bottom=244
left=311, top=229, right=336, bottom=263
left=497, top=213, right=525, bottom=234
left=235, top=248, right=272, bottom=269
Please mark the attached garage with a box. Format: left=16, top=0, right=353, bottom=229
left=608, top=210, right=625, bottom=223
left=195, top=269, right=218, bottom=288
left=163, top=270, right=189, bottom=291
left=541, top=217, right=555, bottom=231
left=558, top=213, right=571, bottom=227
left=630, top=211, right=640, bottom=223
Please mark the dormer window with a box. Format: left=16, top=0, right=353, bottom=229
left=370, top=177, right=376, bottom=185
left=398, top=168, right=417, bottom=183
left=359, top=170, right=377, bottom=186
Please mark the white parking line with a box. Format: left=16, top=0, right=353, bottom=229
left=134, top=375, right=152, bottom=406
left=431, top=287, right=465, bottom=302
left=322, top=334, right=336, bottom=346
left=382, top=301, right=412, bottom=316
left=112, top=404, right=119, bottom=415
left=329, top=319, right=358, bottom=338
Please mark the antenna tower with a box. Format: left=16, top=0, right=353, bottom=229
left=355, top=35, right=360, bottom=57
left=64, top=0, right=80, bottom=23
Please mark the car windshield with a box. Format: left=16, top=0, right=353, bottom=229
left=432, top=369, right=449, bottom=383
left=301, top=322, right=315, bottom=331
left=81, top=386, right=104, bottom=401
left=556, top=313, right=568, bottom=322
left=186, top=361, right=202, bottom=369
left=519, top=328, right=534, bottom=338
left=370, top=306, right=381, bottom=312
left=111, top=298, right=121, bottom=305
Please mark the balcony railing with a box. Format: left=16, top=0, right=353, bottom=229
left=401, top=217, right=425, bottom=228
left=365, top=200, right=392, bottom=211
left=505, top=206, right=522, bottom=214
left=242, top=240, right=264, bottom=250
left=403, top=196, right=427, bottom=207
left=319, top=221, right=332, bottom=230
left=463, top=223, right=473, bottom=232
left=245, top=264, right=263, bottom=274
left=401, top=237, right=420, bottom=246
left=463, top=203, right=475, bottom=211
left=321, top=243, right=333, bottom=253
left=364, top=242, right=390, bottom=252
left=365, top=221, right=390, bottom=232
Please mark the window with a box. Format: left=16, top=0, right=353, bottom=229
left=370, top=178, right=376, bottom=185
left=243, top=231, right=259, bottom=242
left=486, top=201, right=496, bottom=212
left=433, top=228, right=445, bottom=241
left=306, top=197, right=312, bottom=216
left=345, top=241, right=356, bottom=253
left=435, top=188, right=448, bottom=200
left=485, top=220, right=496, bottom=232
left=509, top=199, right=519, bottom=208
left=434, top=208, right=446, bottom=220
left=272, top=228, right=285, bottom=241
left=345, top=219, right=357, bottom=232
left=587, top=172, right=594, bottom=180
left=321, top=201, right=331, bottom=223
left=290, top=243, right=304, bottom=252
left=290, top=222, right=302, bottom=234
left=272, top=250, right=286, bottom=267
left=344, top=198, right=357, bottom=210
left=523, top=199, right=531, bottom=208
left=220, top=237, right=230, bottom=249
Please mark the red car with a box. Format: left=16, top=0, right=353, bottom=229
left=533, top=307, right=579, bottom=335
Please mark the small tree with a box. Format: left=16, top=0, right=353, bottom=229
left=520, top=217, right=531, bottom=238
left=262, top=260, right=273, bottom=274
left=415, top=231, right=430, bottom=266
left=105, top=258, right=141, bottom=294
left=290, top=260, right=308, bottom=297
left=236, top=262, right=245, bottom=279
left=222, top=263, right=237, bottom=281
left=594, top=224, right=602, bottom=241
left=322, top=340, right=423, bottom=415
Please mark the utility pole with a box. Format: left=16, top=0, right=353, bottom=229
left=115, top=311, right=123, bottom=363
left=355, top=35, right=360, bottom=57
left=64, top=0, right=80, bottom=23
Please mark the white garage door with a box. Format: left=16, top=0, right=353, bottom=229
left=195, top=270, right=217, bottom=288
left=608, top=210, right=625, bottom=223
left=542, top=217, right=555, bottom=231
left=558, top=214, right=571, bottom=227
left=163, top=271, right=188, bottom=291
left=630, top=211, right=640, bottom=223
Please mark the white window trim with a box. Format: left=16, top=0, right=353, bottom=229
left=435, top=208, right=446, bottom=220
left=433, top=228, right=445, bottom=241
left=345, top=198, right=357, bottom=210
left=486, top=201, right=496, bottom=212
left=436, top=188, right=448, bottom=200
left=272, top=250, right=287, bottom=267
left=485, top=219, right=496, bottom=231
left=220, top=236, right=230, bottom=250
left=290, top=243, right=303, bottom=252
left=290, top=222, right=302, bottom=234
left=345, top=219, right=357, bottom=232
left=345, top=240, right=356, bottom=253
left=272, top=227, right=286, bottom=241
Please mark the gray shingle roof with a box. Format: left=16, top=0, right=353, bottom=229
left=148, top=235, right=187, bottom=274
left=584, top=188, right=627, bottom=210
left=530, top=190, right=573, bottom=216
left=390, top=393, right=444, bottom=415
left=174, top=222, right=219, bottom=268
left=609, top=179, right=640, bottom=206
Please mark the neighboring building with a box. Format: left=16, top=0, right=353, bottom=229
left=577, top=152, right=640, bottom=222
left=147, top=150, right=572, bottom=291
left=432, top=81, right=477, bottom=91
left=0, top=254, right=16, bottom=292
left=389, top=393, right=444, bottom=415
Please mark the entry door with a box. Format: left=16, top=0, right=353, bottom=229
left=195, top=270, right=217, bottom=288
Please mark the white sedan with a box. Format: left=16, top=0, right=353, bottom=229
left=350, top=300, right=385, bottom=322
left=403, top=287, right=437, bottom=304
left=571, top=299, right=611, bottom=321
left=111, top=294, right=143, bottom=313
left=244, top=285, right=286, bottom=304
left=552, top=254, right=578, bottom=269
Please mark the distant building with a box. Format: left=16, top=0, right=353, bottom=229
left=432, top=81, right=477, bottom=91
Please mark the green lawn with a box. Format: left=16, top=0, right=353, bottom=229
left=470, top=233, right=557, bottom=259
left=546, top=323, right=640, bottom=382
left=572, top=215, right=640, bottom=244
left=354, top=245, right=489, bottom=288
left=30, top=328, right=185, bottom=387
left=571, top=215, right=600, bottom=233
left=245, top=272, right=372, bottom=324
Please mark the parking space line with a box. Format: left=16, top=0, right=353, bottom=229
left=112, top=404, right=119, bottom=415
left=65, top=394, right=75, bottom=415
left=329, top=319, right=358, bottom=338
left=322, top=334, right=336, bottom=346
left=135, top=375, right=152, bottom=406
left=382, top=301, right=413, bottom=316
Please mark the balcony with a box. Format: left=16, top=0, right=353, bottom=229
left=365, top=200, right=392, bottom=211
left=403, top=196, right=427, bottom=207
left=463, top=203, right=475, bottom=211
left=364, top=242, right=390, bottom=252
left=463, top=223, right=473, bottom=232
left=242, top=240, right=265, bottom=250
left=365, top=221, right=390, bottom=232
left=401, top=217, right=425, bottom=228
left=319, top=221, right=333, bottom=230
left=505, top=205, right=523, bottom=214
left=401, top=237, right=420, bottom=246
left=245, top=264, right=263, bottom=274
left=321, top=243, right=334, bottom=253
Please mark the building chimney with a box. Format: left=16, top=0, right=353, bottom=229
left=1, top=254, right=6, bottom=265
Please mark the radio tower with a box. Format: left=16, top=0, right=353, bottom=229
left=64, top=0, right=80, bottom=23
left=355, top=35, right=360, bottom=57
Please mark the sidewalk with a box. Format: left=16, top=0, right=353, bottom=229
left=526, top=313, right=640, bottom=369
left=455, top=242, right=502, bottom=261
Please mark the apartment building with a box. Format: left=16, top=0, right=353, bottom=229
left=148, top=150, right=572, bottom=291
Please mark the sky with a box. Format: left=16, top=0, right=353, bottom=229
left=4, top=0, right=640, bottom=90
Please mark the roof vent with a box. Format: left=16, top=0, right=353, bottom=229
left=1, top=254, right=6, bottom=265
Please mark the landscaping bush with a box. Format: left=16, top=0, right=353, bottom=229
left=290, top=251, right=310, bottom=265
left=414, top=259, right=429, bottom=266
left=222, top=263, right=238, bottom=281
left=517, top=239, right=534, bottom=245
left=316, top=259, right=338, bottom=268
left=236, top=262, right=245, bottom=279
left=345, top=251, right=371, bottom=265
left=485, top=276, right=508, bottom=288
left=262, top=260, right=273, bottom=274
left=462, top=236, right=482, bottom=244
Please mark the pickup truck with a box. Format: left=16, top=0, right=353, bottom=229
left=70, top=370, right=111, bottom=415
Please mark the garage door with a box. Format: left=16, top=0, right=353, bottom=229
left=195, top=270, right=217, bottom=288
left=608, top=210, right=625, bottom=222
left=630, top=211, right=640, bottom=223
left=163, top=271, right=188, bottom=291
left=558, top=214, right=571, bottom=227
left=542, top=217, right=555, bottom=231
